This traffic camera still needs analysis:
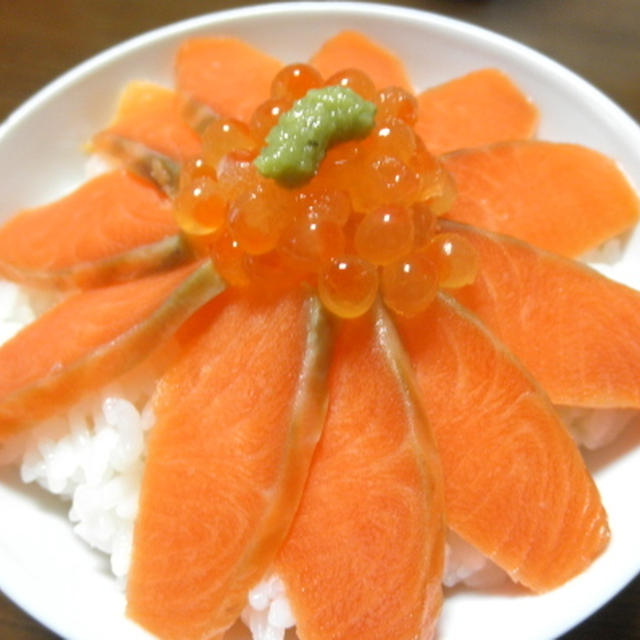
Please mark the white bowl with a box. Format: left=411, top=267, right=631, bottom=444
left=1, top=3, right=639, bottom=639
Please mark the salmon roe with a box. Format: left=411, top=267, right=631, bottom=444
left=173, top=64, right=478, bottom=318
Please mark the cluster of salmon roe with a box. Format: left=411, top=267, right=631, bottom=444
left=174, top=63, right=478, bottom=318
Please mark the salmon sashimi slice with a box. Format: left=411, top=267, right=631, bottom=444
left=309, top=30, right=412, bottom=90
left=443, top=220, right=640, bottom=408
left=92, top=82, right=202, bottom=162
left=0, top=262, right=224, bottom=440
left=395, top=295, right=610, bottom=592
left=174, top=37, right=282, bottom=123
left=127, top=290, right=332, bottom=640
left=178, top=94, right=219, bottom=135
left=0, top=170, right=188, bottom=288
left=443, top=141, right=640, bottom=257
left=415, top=68, right=539, bottom=155
left=277, top=304, right=445, bottom=640
left=90, top=135, right=181, bottom=198
left=0, top=232, right=192, bottom=291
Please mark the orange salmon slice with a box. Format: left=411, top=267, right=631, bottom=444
left=127, top=290, right=332, bottom=640
left=309, top=30, right=412, bottom=90
left=0, top=262, right=224, bottom=440
left=445, top=220, right=640, bottom=408
left=443, top=141, right=640, bottom=257
left=415, top=68, right=539, bottom=155
left=0, top=170, right=181, bottom=288
left=92, top=81, right=202, bottom=161
left=277, top=305, right=444, bottom=640
left=175, top=37, right=282, bottom=123
left=396, top=295, right=609, bottom=592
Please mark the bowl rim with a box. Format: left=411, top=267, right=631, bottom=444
left=2, top=1, right=639, bottom=144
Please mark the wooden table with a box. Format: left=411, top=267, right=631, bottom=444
left=0, top=0, right=639, bottom=638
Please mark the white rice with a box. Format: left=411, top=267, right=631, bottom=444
left=242, top=574, right=296, bottom=640
left=0, top=280, right=57, bottom=344
left=2, top=365, right=154, bottom=578
left=443, top=531, right=508, bottom=589
left=558, top=405, right=639, bottom=450
left=0, top=276, right=636, bottom=637
left=580, top=236, right=625, bottom=265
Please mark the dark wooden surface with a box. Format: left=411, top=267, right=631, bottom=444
left=0, top=0, right=639, bottom=638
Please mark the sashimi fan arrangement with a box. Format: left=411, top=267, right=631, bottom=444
left=1, top=25, right=639, bottom=640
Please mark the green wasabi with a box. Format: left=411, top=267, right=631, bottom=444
left=254, top=86, right=376, bottom=186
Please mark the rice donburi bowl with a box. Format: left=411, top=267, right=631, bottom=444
left=1, top=6, right=640, bottom=640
